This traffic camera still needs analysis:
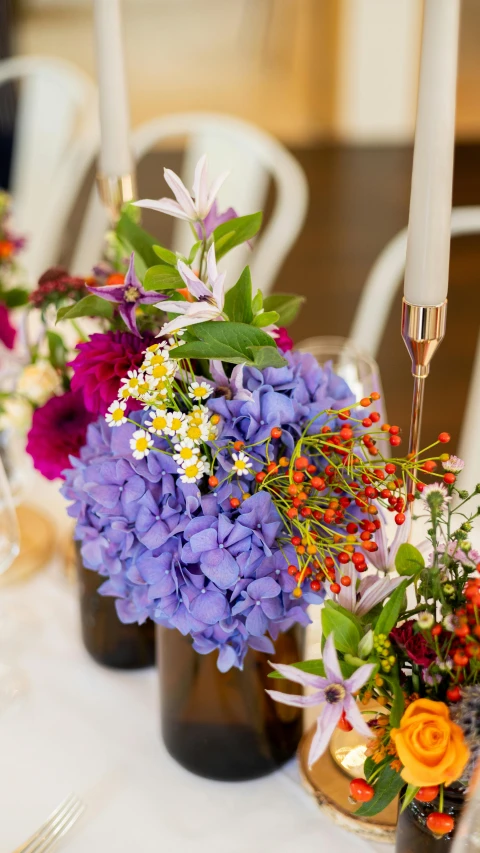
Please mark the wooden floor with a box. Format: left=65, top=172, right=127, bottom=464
left=111, top=144, right=480, bottom=457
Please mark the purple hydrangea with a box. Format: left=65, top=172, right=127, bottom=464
left=62, top=353, right=352, bottom=671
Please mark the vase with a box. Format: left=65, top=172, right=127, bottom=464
left=77, top=547, right=155, bottom=669
left=395, top=786, right=465, bottom=853
left=157, top=624, right=303, bottom=781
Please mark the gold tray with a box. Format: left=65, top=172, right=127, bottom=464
left=298, top=725, right=398, bottom=843
left=0, top=505, right=55, bottom=586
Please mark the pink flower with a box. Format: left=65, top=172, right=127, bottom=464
left=26, top=390, right=95, bottom=480
left=274, top=327, right=293, bottom=352
left=69, top=331, right=154, bottom=416
left=0, top=303, right=16, bottom=350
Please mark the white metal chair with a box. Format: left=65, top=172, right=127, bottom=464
left=71, top=111, right=309, bottom=294
left=349, top=206, right=480, bottom=491
left=0, top=56, right=99, bottom=283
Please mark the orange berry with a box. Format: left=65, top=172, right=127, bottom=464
left=426, top=813, right=454, bottom=837
left=349, top=778, right=374, bottom=802
left=415, top=786, right=439, bottom=803
left=208, top=475, right=219, bottom=488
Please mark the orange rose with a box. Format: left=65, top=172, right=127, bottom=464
left=391, top=698, right=469, bottom=788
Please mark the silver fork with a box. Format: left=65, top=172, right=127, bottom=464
left=12, top=794, right=85, bottom=853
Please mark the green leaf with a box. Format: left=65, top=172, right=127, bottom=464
left=252, top=310, right=280, bottom=328
left=396, top=543, right=425, bottom=576
left=322, top=604, right=360, bottom=655
left=116, top=211, right=159, bottom=269
left=56, top=295, right=114, bottom=323
left=248, top=346, right=287, bottom=369
left=400, top=785, right=420, bottom=813
left=143, top=265, right=183, bottom=291
left=213, top=212, right=263, bottom=260
left=46, top=331, right=67, bottom=371
left=170, top=321, right=282, bottom=366
left=324, top=600, right=364, bottom=636
left=187, top=240, right=202, bottom=265
left=355, top=761, right=404, bottom=817
left=263, top=293, right=305, bottom=326
left=3, top=287, right=29, bottom=308
left=388, top=675, right=405, bottom=728
left=153, top=245, right=177, bottom=266
left=252, top=289, right=263, bottom=314
left=374, top=579, right=409, bottom=638
left=224, top=267, right=253, bottom=324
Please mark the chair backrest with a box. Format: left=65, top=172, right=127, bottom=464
left=349, top=206, right=480, bottom=491
left=0, top=55, right=99, bottom=283
left=71, top=111, right=309, bottom=295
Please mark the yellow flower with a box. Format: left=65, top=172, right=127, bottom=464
left=391, top=698, right=469, bottom=787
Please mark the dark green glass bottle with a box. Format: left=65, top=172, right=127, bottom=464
left=396, top=787, right=464, bottom=853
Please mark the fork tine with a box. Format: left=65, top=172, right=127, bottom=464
left=12, top=795, right=83, bottom=853
left=30, top=799, right=84, bottom=853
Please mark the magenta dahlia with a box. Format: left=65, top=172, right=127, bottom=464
left=0, top=303, right=16, bottom=350
left=26, top=390, right=95, bottom=480
left=69, top=330, right=153, bottom=416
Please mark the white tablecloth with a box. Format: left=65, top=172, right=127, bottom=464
left=0, top=483, right=390, bottom=852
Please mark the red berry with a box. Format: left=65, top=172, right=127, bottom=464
left=438, top=432, right=451, bottom=443
left=270, top=427, right=282, bottom=439
left=291, top=536, right=301, bottom=546
left=229, top=497, right=240, bottom=509
left=338, top=552, right=350, bottom=564
left=389, top=425, right=400, bottom=435
left=446, top=686, right=462, bottom=703
left=341, top=576, right=352, bottom=587
left=293, top=471, right=305, bottom=484
left=370, top=412, right=381, bottom=423
left=431, top=624, right=442, bottom=637
left=390, top=435, right=401, bottom=447
left=208, top=475, right=219, bottom=488
left=415, top=786, right=439, bottom=803
left=426, top=813, right=454, bottom=837
left=300, top=507, right=312, bottom=518
left=395, top=512, right=406, bottom=526
left=346, top=522, right=358, bottom=534
left=360, top=398, right=371, bottom=408
left=362, top=418, right=372, bottom=428
left=307, top=464, right=317, bottom=474
left=295, top=456, right=309, bottom=470
left=444, top=473, right=456, bottom=485
left=287, top=507, right=298, bottom=519
left=422, top=460, right=437, bottom=472
left=255, top=472, right=266, bottom=483
left=338, top=711, right=353, bottom=732
left=287, top=565, right=297, bottom=576
left=340, top=427, right=353, bottom=440
left=233, top=440, right=244, bottom=451
left=330, top=582, right=341, bottom=594
left=385, top=463, right=396, bottom=475
left=311, top=476, right=326, bottom=491
left=453, top=651, right=469, bottom=667
left=310, top=580, right=321, bottom=592
left=349, top=778, right=375, bottom=803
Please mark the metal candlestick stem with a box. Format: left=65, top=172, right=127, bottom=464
left=96, top=172, right=136, bottom=223
left=401, top=298, right=448, bottom=490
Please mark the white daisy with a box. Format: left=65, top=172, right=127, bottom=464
left=120, top=369, right=143, bottom=395
left=130, top=429, right=154, bottom=460
left=173, top=439, right=200, bottom=466
left=142, top=342, right=170, bottom=367
left=105, top=399, right=127, bottom=427
left=421, top=482, right=451, bottom=512
left=164, top=410, right=186, bottom=436
left=117, top=384, right=132, bottom=401
left=442, top=455, right=465, bottom=473
left=232, top=451, right=253, bottom=477
left=181, top=419, right=210, bottom=444
left=178, top=456, right=208, bottom=484
left=188, top=405, right=210, bottom=425
left=145, top=359, right=176, bottom=381
left=145, top=408, right=168, bottom=435
left=188, top=381, right=214, bottom=401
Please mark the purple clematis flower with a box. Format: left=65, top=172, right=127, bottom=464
left=368, top=507, right=411, bottom=573
left=267, top=633, right=374, bottom=767
left=87, top=253, right=161, bottom=337
left=334, top=562, right=405, bottom=616
left=195, top=200, right=237, bottom=239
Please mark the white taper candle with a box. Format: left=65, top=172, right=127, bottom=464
left=404, top=0, right=461, bottom=307
left=93, top=0, right=132, bottom=177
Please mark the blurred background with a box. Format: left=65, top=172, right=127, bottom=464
left=1, top=0, right=480, bottom=449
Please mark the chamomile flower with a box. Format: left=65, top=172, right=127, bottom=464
left=173, top=438, right=200, bottom=466
left=145, top=408, right=168, bottom=435
left=130, top=429, right=154, bottom=460
left=145, top=359, right=176, bottom=381
left=188, top=405, right=210, bottom=425
left=120, top=369, right=143, bottom=395
left=182, top=419, right=210, bottom=444
left=178, top=455, right=208, bottom=484
left=105, top=399, right=127, bottom=427
left=232, top=451, right=253, bottom=477
left=118, top=384, right=132, bottom=401
left=188, top=381, right=214, bottom=401
left=164, top=410, right=186, bottom=436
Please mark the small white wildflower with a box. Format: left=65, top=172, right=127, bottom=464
left=442, top=455, right=465, bottom=473
left=164, top=410, right=186, bottom=436
left=173, top=439, right=200, bottom=466
left=178, top=456, right=208, bottom=483
left=188, top=381, right=214, bottom=401
left=145, top=408, right=168, bottom=435
left=232, top=451, right=253, bottom=477
left=120, top=370, right=142, bottom=394
left=130, top=428, right=153, bottom=460
left=443, top=613, right=455, bottom=632
left=145, top=359, right=176, bottom=381
left=417, top=612, right=434, bottom=631
left=105, top=399, right=127, bottom=427
left=421, top=482, right=451, bottom=512
left=181, top=418, right=210, bottom=444
left=188, top=405, right=210, bottom=425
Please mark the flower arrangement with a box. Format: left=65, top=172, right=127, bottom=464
left=269, top=452, right=480, bottom=837
left=0, top=191, right=28, bottom=352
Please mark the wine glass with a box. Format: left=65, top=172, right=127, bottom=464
left=296, top=335, right=388, bottom=425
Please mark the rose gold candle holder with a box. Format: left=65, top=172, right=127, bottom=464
left=96, top=172, right=136, bottom=224
left=401, top=298, right=448, bottom=489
